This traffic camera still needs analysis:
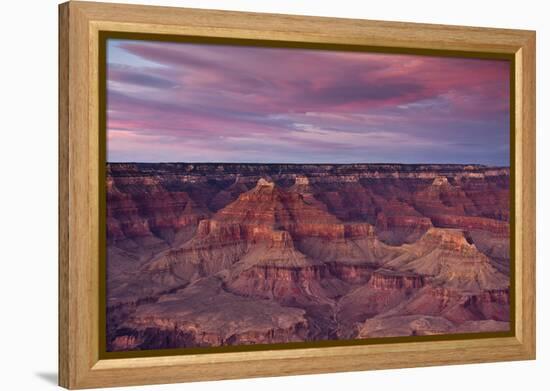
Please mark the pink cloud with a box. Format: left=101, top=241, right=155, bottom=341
left=106, top=39, right=510, bottom=165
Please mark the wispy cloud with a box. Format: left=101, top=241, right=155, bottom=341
left=106, top=39, right=510, bottom=165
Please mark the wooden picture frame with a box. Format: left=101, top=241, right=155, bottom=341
left=59, top=1, right=536, bottom=389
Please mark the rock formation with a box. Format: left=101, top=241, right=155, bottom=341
left=106, top=163, right=511, bottom=351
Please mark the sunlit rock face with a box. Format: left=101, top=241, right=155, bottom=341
left=106, top=163, right=510, bottom=351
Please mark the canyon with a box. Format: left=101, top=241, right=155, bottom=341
left=106, top=163, right=510, bottom=351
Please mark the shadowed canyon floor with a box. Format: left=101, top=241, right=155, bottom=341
left=106, top=163, right=510, bottom=351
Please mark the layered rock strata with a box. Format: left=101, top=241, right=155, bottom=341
left=106, top=163, right=511, bottom=351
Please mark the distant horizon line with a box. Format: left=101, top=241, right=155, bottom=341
left=106, top=161, right=510, bottom=168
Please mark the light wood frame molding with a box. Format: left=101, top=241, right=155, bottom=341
left=59, top=1, right=536, bottom=389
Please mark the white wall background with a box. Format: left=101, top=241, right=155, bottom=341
left=1, top=0, right=547, bottom=389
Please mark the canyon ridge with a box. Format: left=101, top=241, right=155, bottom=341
left=105, top=163, right=510, bottom=351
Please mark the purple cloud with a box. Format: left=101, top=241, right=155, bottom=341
left=106, top=39, right=510, bottom=165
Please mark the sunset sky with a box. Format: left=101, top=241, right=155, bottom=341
left=106, top=39, right=510, bottom=165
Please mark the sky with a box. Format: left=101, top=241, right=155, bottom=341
left=106, top=39, right=510, bottom=165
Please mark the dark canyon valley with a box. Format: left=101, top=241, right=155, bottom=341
left=106, top=163, right=511, bottom=352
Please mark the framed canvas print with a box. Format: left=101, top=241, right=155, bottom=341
left=59, top=1, right=536, bottom=389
